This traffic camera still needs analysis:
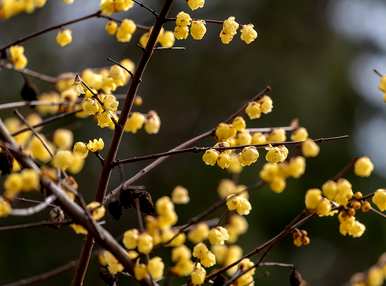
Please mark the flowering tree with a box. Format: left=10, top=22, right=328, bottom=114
left=0, top=1, right=385, bottom=286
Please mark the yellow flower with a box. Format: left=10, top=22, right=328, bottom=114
left=240, top=24, right=258, bottom=44
left=172, top=186, right=190, bottom=204
left=372, top=189, right=386, bottom=212
left=174, top=25, right=189, bottom=40
left=4, top=173, right=23, bottom=199
left=245, top=101, right=261, bottom=119
left=217, top=152, right=231, bottom=169
left=265, top=145, right=288, bottom=163
left=187, top=0, right=205, bottom=10
left=188, top=223, right=209, bottom=243
left=100, top=0, right=134, bottom=15
left=134, top=262, right=148, bottom=280
left=259, top=95, right=273, bottom=114
left=20, top=169, right=39, bottom=191
left=87, top=138, right=104, bottom=152
left=316, top=198, right=331, bottom=217
left=105, top=20, right=118, bottom=35
left=291, top=127, right=309, bottom=142
left=354, top=156, right=374, bottom=177
left=159, top=31, right=175, bottom=48
left=52, top=150, right=74, bottom=170
left=191, top=263, right=206, bottom=285
left=147, top=257, right=164, bottom=281
left=239, top=146, right=259, bottom=166
left=56, top=29, right=72, bottom=47
left=305, top=188, right=322, bottom=210
left=82, top=98, right=100, bottom=115
left=302, top=139, right=320, bottom=157
left=124, top=112, right=145, bottom=133
left=267, top=128, right=286, bottom=143
left=287, top=156, right=306, bottom=178
left=28, top=136, right=54, bottom=162
left=222, top=16, right=239, bottom=35
left=322, top=180, right=337, bottom=201
left=208, top=227, right=229, bottom=245
left=176, top=11, right=192, bottom=26
left=144, top=111, right=161, bottom=134
left=9, top=45, right=28, bottom=70
left=0, top=197, right=12, bottom=218
left=99, top=250, right=124, bottom=275
left=226, top=195, right=251, bottom=215
left=73, top=142, right=89, bottom=159
left=123, top=229, right=139, bottom=249
left=137, top=233, right=153, bottom=254
left=190, top=20, right=207, bottom=40
left=53, top=129, right=73, bottom=150
left=171, top=245, right=191, bottom=262
left=116, top=19, right=136, bottom=42
left=215, top=123, right=236, bottom=140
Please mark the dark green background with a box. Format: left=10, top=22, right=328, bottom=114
left=0, top=0, right=385, bottom=285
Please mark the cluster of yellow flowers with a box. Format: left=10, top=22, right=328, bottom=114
left=94, top=181, right=255, bottom=285
left=350, top=253, right=386, bottom=286
left=0, top=0, right=46, bottom=19
left=8, top=45, right=28, bottom=70
left=100, top=0, right=134, bottom=16
left=260, top=156, right=306, bottom=193
left=174, top=12, right=207, bottom=41
left=304, top=157, right=386, bottom=239
left=220, top=16, right=258, bottom=45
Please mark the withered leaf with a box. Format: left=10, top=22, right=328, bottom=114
left=0, top=149, right=14, bottom=175
left=20, top=75, right=38, bottom=102
left=107, top=199, right=122, bottom=220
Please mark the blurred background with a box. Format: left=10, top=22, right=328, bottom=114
left=0, top=0, right=385, bottom=285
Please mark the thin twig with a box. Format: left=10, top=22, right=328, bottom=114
left=0, top=11, right=102, bottom=51
left=0, top=220, right=70, bottom=232
left=14, top=110, right=54, bottom=157
left=133, top=0, right=159, bottom=17
left=113, top=135, right=349, bottom=166
left=0, top=260, right=78, bottom=286
left=10, top=195, right=57, bottom=216
left=0, top=61, right=58, bottom=83
left=370, top=207, right=386, bottom=219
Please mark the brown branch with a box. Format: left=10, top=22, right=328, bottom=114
left=72, top=0, right=175, bottom=284
left=0, top=11, right=102, bottom=51
left=14, top=110, right=54, bottom=157
left=113, top=135, right=349, bottom=166
left=0, top=220, right=70, bottom=232
left=0, top=61, right=58, bottom=83
left=0, top=260, right=78, bottom=286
